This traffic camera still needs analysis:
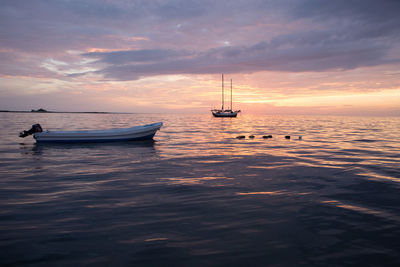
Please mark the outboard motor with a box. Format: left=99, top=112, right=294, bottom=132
left=19, top=124, right=43, bottom=138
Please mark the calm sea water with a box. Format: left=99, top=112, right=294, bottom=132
left=1, top=112, right=400, bottom=266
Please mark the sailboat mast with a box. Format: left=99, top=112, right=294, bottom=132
left=230, top=79, right=233, bottom=110
left=222, top=74, right=224, bottom=110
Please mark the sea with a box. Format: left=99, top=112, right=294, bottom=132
left=1, top=112, right=400, bottom=266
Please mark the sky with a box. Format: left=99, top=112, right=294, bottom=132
left=1, top=0, right=399, bottom=115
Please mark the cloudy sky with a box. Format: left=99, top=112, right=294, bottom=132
left=1, top=0, right=399, bottom=115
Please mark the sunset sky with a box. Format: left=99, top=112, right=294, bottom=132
left=1, top=0, right=399, bottom=115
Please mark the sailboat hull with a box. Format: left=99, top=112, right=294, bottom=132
left=212, top=110, right=238, bottom=117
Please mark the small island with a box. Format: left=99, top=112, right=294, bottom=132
left=31, top=108, right=48, bottom=112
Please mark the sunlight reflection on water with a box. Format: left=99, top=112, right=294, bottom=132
left=1, top=112, right=400, bottom=266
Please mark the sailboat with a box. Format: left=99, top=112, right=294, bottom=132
left=211, top=74, right=240, bottom=117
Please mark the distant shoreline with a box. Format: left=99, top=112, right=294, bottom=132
left=0, top=110, right=132, bottom=114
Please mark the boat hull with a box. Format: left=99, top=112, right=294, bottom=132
left=33, top=122, right=162, bottom=143
left=212, top=110, right=238, bottom=117
left=212, top=112, right=238, bottom=117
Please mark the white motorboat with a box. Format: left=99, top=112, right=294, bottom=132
left=211, top=74, right=240, bottom=117
left=19, top=122, right=163, bottom=143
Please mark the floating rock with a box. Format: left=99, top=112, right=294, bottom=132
left=236, top=135, right=246, bottom=139
left=249, top=135, right=255, bottom=138
left=285, top=136, right=291, bottom=139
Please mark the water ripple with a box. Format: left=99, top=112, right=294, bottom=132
left=1, top=113, right=400, bottom=266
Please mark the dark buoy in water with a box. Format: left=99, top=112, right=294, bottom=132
left=236, top=135, right=246, bottom=139
left=285, top=136, right=291, bottom=139
left=249, top=135, right=255, bottom=138
left=262, top=135, right=272, bottom=139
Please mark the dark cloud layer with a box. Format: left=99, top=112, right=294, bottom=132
left=83, top=49, right=194, bottom=64
left=84, top=32, right=395, bottom=80
left=290, top=0, right=400, bottom=40
left=1, top=0, right=400, bottom=80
